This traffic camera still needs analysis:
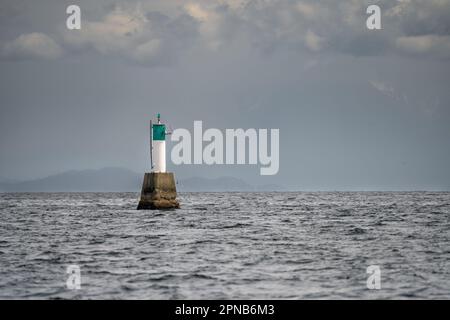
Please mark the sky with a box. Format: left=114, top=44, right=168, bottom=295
left=0, top=0, right=449, bottom=190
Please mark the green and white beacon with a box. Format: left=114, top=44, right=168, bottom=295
left=138, top=113, right=179, bottom=210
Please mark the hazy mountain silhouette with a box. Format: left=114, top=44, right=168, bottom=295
left=0, top=167, right=141, bottom=192
left=0, top=177, right=18, bottom=184
left=0, top=168, right=284, bottom=192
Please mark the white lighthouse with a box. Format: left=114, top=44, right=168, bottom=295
left=150, top=113, right=167, bottom=173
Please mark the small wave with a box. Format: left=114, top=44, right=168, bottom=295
left=186, top=273, right=216, bottom=280
left=348, top=227, right=366, bottom=235
left=211, top=223, right=249, bottom=229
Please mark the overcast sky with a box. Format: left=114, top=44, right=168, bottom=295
left=1, top=0, right=449, bottom=190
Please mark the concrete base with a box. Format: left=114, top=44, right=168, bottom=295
left=137, top=172, right=180, bottom=210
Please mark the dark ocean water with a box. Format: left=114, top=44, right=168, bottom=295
left=0, top=192, right=449, bottom=299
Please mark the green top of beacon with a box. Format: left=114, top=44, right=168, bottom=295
left=153, top=113, right=166, bottom=141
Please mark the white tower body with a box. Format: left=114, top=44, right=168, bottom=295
left=153, top=140, right=166, bottom=173
left=150, top=114, right=167, bottom=173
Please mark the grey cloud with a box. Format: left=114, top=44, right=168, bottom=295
left=389, top=0, right=450, bottom=37
left=396, top=34, right=450, bottom=59
left=369, top=79, right=444, bottom=117
left=2, top=32, right=62, bottom=60
left=60, top=4, right=199, bottom=66
left=370, top=80, right=396, bottom=98
left=2, top=0, right=450, bottom=62
left=336, top=31, right=391, bottom=56
left=216, top=0, right=450, bottom=58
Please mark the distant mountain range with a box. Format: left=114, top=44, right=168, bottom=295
left=0, top=168, right=141, bottom=192
left=0, top=167, right=284, bottom=192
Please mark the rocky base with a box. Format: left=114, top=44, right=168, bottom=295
left=137, top=172, right=179, bottom=210
left=137, top=198, right=180, bottom=210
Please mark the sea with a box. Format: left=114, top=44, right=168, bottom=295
left=0, top=192, right=449, bottom=299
